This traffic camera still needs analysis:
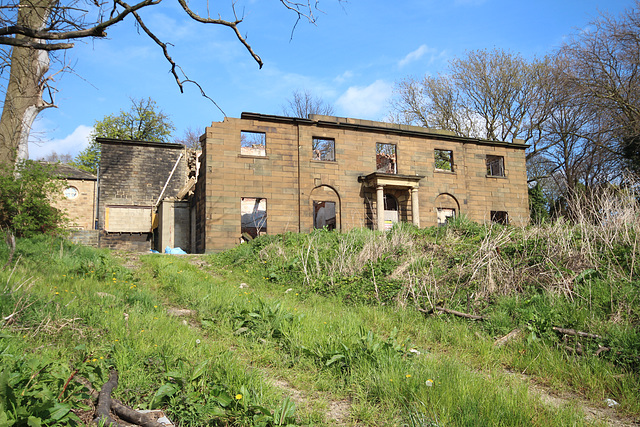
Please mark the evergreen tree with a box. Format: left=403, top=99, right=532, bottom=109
left=528, top=183, right=549, bottom=224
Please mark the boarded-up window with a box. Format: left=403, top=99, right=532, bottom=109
left=312, top=137, right=335, bottom=161
left=105, top=206, right=152, bottom=232
left=435, top=150, right=454, bottom=171
left=491, top=210, right=509, bottom=225
left=241, top=197, right=267, bottom=238
left=313, top=201, right=336, bottom=230
left=486, top=155, right=505, bottom=177
left=437, top=208, right=455, bottom=226
left=376, top=143, right=397, bottom=174
left=241, top=131, right=266, bottom=156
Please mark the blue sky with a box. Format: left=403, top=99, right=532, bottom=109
left=27, top=0, right=633, bottom=159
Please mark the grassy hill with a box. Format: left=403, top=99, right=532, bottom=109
left=1, top=191, right=639, bottom=425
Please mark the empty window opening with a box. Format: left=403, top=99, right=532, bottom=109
left=313, top=201, right=336, bottom=230
left=240, top=131, right=266, bottom=156
left=437, top=208, right=455, bottom=226
left=491, top=210, right=509, bottom=225
left=435, top=150, right=454, bottom=171
left=241, top=197, right=267, bottom=238
left=312, top=138, right=335, bottom=161
left=377, top=143, right=397, bottom=174
left=486, top=155, right=505, bottom=177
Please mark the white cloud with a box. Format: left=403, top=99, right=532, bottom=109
left=28, top=125, right=93, bottom=159
left=335, top=80, right=393, bottom=119
left=399, top=45, right=430, bottom=68
left=334, top=70, right=354, bottom=84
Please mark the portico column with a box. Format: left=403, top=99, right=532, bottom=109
left=376, top=185, right=385, bottom=231
left=411, top=187, right=420, bottom=227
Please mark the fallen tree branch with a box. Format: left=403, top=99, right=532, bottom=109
left=95, top=370, right=120, bottom=427
left=552, top=327, right=602, bottom=340
left=418, top=306, right=486, bottom=321
left=76, top=374, right=165, bottom=427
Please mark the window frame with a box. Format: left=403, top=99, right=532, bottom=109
left=486, top=155, right=505, bottom=177
left=376, top=142, right=397, bottom=174
left=240, top=131, right=266, bottom=157
left=434, top=149, right=454, bottom=172
left=312, top=137, right=336, bottom=162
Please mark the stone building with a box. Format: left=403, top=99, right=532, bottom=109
left=49, top=163, right=97, bottom=230
left=194, top=112, right=529, bottom=253
left=96, top=138, right=195, bottom=251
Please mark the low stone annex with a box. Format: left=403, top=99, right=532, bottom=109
left=194, top=112, right=529, bottom=253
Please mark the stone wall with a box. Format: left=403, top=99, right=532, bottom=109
left=198, top=113, right=530, bottom=253
left=54, top=179, right=97, bottom=230
left=97, top=138, right=189, bottom=251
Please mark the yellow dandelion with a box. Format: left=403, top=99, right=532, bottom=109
left=92, top=358, right=97, bottom=362
left=100, top=356, right=104, bottom=359
left=55, top=292, right=59, bottom=295
left=235, top=394, right=243, bottom=400
left=405, top=374, right=411, bottom=378
left=389, top=379, right=393, bottom=382
left=115, top=339, right=119, bottom=342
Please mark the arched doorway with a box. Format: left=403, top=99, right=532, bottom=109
left=435, top=193, right=459, bottom=226
left=309, top=185, right=341, bottom=231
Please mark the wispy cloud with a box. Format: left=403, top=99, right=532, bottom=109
left=399, top=45, right=431, bottom=68
left=335, top=80, right=393, bottom=119
left=28, top=125, right=93, bottom=159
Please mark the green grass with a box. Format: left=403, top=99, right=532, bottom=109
left=0, top=218, right=638, bottom=425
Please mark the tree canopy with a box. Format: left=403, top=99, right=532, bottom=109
left=71, top=97, right=174, bottom=174
left=389, top=1, right=640, bottom=205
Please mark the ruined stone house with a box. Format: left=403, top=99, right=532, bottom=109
left=193, top=112, right=529, bottom=253
left=96, top=138, right=197, bottom=251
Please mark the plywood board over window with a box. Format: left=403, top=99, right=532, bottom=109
left=105, top=206, right=152, bottom=232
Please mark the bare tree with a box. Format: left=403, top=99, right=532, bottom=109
left=0, top=1, right=328, bottom=168
left=389, top=49, right=556, bottom=163
left=282, top=89, right=334, bottom=118
left=174, top=126, right=204, bottom=150
left=39, top=151, right=72, bottom=163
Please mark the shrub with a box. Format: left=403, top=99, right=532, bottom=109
left=0, top=161, right=66, bottom=237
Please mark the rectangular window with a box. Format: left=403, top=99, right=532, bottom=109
left=241, top=197, right=267, bottom=238
left=437, top=208, right=455, bottom=226
left=486, top=155, right=505, bottom=177
left=240, top=131, right=266, bottom=156
left=313, top=201, right=336, bottom=230
left=435, top=150, right=454, bottom=171
left=490, top=210, right=509, bottom=225
left=312, top=137, right=335, bottom=161
left=376, top=143, right=397, bottom=174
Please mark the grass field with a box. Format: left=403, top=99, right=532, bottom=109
left=1, top=190, right=639, bottom=426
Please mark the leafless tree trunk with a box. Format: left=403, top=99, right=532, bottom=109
left=0, top=0, right=56, bottom=165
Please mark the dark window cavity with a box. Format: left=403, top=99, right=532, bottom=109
left=486, top=155, right=505, bottom=177
left=490, top=210, right=509, bottom=225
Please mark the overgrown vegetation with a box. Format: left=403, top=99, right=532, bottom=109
left=0, top=160, right=66, bottom=237
left=0, top=187, right=639, bottom=425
